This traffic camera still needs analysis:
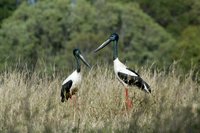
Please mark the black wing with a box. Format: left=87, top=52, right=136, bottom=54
left=118, top=72, right=151, bottom=93
left=126, top=68, right=140, bottom=77
left=61, top=80, right=73, bottom=102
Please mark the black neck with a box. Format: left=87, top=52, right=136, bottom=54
left=113, top=41, right=118, bottom=60
left=75, top=56, right=81, bottom=72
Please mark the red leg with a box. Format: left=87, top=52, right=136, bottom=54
left=73, top=95, right=76, bottom=108
left=71, top=95, right=76, bottom=108
left=125, top=88, right=133, bottom=109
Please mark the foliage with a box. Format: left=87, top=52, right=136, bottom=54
left=0, top=0, right=200, bottom=75
left=132, top=0, right=200, bottom=36
left=0, top=67, right=199, bottom=132
left=0, top=0, right=175, bottom=72
left=0, top=0, right=17, bottom=27
left=172, top=26, right=200, bottom=73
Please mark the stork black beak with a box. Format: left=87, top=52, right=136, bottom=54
left=94, top=39, right=111, bottom=53
left=79, top=54, right=91, bottom=68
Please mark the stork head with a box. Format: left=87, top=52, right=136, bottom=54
left=110, top=33, right=119, bottom=41
left=73, top=49, right=91, bottom=68
left=94, top=33, right=119, bottom=53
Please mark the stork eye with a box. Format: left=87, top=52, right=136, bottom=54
left=75, top=51, right=80, bottom=55
left=110, top=36, right=115, bottom=40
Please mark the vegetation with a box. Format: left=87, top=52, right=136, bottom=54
left=0, top=0, right=17, bottom=27
left=0, top=0, right=199, bottom=74
left=173, top=26, right=200, bottom=73
left=0, top=0, right=200, bottom=72
left=0, top=0, right=192, bottom=72
left=0, top=0, right=200, bottom=132
left=132, top=0, right=200, bottom=36
left=0, top=67, right=199, bottom=132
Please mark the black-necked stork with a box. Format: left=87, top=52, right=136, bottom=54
left=61, top=48, right=91, bottom=103
left=94, top=33, right=151, bottom=109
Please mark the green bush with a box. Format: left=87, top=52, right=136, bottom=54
left=0, top=0, right=176, bottom=72
left=132, top=0, right=200, bottom=36
left=173, top=26, right=200, bottom=74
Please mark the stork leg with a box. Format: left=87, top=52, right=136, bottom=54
left=70, top=95, right=76, bottom=108
left=70, top=96, right=77, bottom=124
left=125, top=88, right=133, bottom=109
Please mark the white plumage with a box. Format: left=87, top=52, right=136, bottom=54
left=60, top=48, right=91, bottom=103
left=114, top=58, right=138, bottom=77
left=62, top=70, right=81, bottom=95
left=114, top=58, right=137, bottom=86
left=114, top=58, right=151, bottom=93
left=94, top=33, right=151, bottom=93
left=94, top=33, right=151, bottom=109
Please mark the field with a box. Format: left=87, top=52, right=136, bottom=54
left=0, top=66, right=200, bottom=132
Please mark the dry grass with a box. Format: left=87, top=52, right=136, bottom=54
left=0, top=66, right=200, bottom=133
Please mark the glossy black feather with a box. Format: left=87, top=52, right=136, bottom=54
left=61, top=80, right=73, bottom=102
left=126, top=68, right=140, bottom=77
left=117, top=72, right=150, bottom=93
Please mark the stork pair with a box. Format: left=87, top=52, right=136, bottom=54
left=60, top=33, right=151, bottom=109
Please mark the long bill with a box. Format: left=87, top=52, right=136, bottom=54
left=94, top=39, right=111, bottom=53
left=79, top=54, right=91, bottom=68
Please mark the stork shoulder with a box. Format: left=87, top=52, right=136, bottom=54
left=126, top=68, right=140, bottom=77
left=114, top=58, right=127, bottom=68
left=62, top=70, right=81, bottom=85
left=114, top=58, right=139, bottom=77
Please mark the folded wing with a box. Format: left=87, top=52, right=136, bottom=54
left=61, top=80, right=73, bottom=102
left=117, top=69, right=151, bottom=93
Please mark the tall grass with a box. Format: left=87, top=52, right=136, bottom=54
left=0, top=66, right=199, bottom=132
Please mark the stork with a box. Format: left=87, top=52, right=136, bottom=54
left=94, top=33, right=151, bottom=109
left=61, top=48, right=91, bottom=103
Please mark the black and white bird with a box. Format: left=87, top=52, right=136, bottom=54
left=61, top=49, right=91, bottom=103
left=94, top=33, right=151, bottom=108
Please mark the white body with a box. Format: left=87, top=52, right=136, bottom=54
left=113, top=58, right=150, bottom=92
left=62, top=70, right=81, bottom=94
left=114, top=58, right=138, bottom=87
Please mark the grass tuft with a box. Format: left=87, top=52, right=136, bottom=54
left=0, top=66, right=199, bottom=132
